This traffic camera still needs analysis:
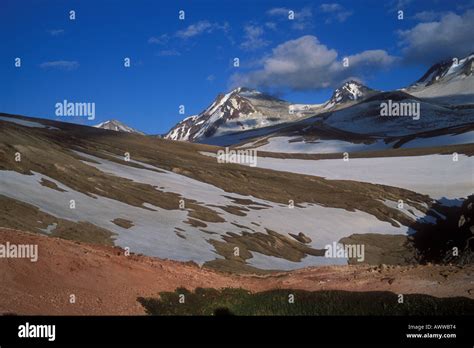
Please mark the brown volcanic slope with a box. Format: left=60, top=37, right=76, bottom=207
left=0, top=228, right=472, bottom=315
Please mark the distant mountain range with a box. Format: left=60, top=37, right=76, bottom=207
left=163, top=53, right=474, bottom=148
left=91, top=54, right=473, bottom=152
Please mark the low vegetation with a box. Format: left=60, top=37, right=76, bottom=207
left=138, top=287, right=474, bottom=316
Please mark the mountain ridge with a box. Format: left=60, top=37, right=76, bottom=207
left=165, top=53, right=474, bottom=145
left=94, top=119, right=145, bottom=135
left=164, top=81, right=375, bottom=142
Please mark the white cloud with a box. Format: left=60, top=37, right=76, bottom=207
left=267, top=7, right=290, bottom=16
left=47, top=29, right=64, bottom=36
left=387, top=0, right=413, bottom=13
left=175, top=21, right=229, bottom=39
left=240, top=24, right=270, bottom=51
left=320, top=3, right=343, bottom=12
left=157, top=49, right=180, bottom=57
left=267, top=7, right=313, bottom=30
left=399, top=10, right=474, bottom=64
left=176, top=21, right=212, bottom=38
left=391, top=0, right=413, bottom=10
left=148, top=34, right=169, bottom=45
left=230, top=35, right=396, bottom=91
left=319, top=3, right=353, bottom=23
left=293, top=7, right=314, bottom=29
left=39, top=60, right=79, bottom=71
left=265, top=22, right=277, bottom=30
left=396, top=0, right=412, bottom=8
left=412, top=10, right=445, bottom=21
left=149, top=21, right=232, bottom=55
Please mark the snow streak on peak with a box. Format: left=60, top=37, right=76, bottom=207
left=324, top=80, right=375, bottom=109
left=408, top=53, right=474, bottom=102
left=415, top=53, right=474, bottom=87
left=94, top=120, right=144, bottom=135
left=164, top=87, right=295, bottom=142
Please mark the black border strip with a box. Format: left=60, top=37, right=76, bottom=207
left=0, top=315, right=472, bottom=345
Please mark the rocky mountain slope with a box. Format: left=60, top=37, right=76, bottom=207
left=165, top=87, right=321, bottom=142
left=406, top=53, right=474, bottom=104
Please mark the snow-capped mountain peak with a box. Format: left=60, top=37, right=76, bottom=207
left=94, top=120, right=144, bottom=135
left=164, top=81, right=380, bottom=143
left=164, top=87, right=295, bottom=142
left=325, top=80, right=376, bottom=109
left=230, top=86, right=258, bottom=94
left=407, top=53, right=474, bottom=103
left=414, top=53, right=474, bottom=87
left=342, top=81, right=365, bottom=99
left=164, top=51, right=474, bottom=145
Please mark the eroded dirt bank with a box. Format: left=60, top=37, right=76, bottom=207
left=0, top=228, right=472, bottom=315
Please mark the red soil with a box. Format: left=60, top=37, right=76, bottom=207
left=0, top=228, right=472, bottom=315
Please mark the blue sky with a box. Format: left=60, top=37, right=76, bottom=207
left=1, top=0, right=473, bottom=134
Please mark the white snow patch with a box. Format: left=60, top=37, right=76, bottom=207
left=249, top=136, right=389, bottom=154
left=399, top=131, right=474, bottom=148
left=236, top=154, right=473, bottom=200
left=247, top=252, right=347, bottom=271
left=38, top=222, right=58, bottom=234
left=0, top=116, right=58, bottom=130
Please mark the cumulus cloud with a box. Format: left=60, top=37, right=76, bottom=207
left=240, top=24, right=270, bottom=51
left=230, top=35, right=396, bottom=91
left=399, top=10, right=474, bottom=64
left=39, top=60, right=79, bottom=71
